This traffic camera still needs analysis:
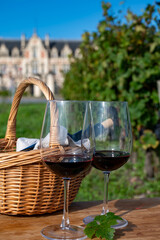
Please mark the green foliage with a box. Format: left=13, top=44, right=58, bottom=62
left=84, top=212, right=122, bottom=240
left=62, top=1, right=160, bottom=149
left=140, top=130, right=159, bottom=150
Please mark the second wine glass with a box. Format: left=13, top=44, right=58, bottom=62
left=83, top=101, right=132, bottom=229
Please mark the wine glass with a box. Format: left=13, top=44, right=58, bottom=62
left=83, top=101, right=132, bottom=229
left=40, top=100, right=94, bottom=240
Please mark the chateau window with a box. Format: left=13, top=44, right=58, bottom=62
left=0, top=44, right=9, bottom=57
left=12, top=47, right=19, bottom=57
left=62, top=64, right=70, bottom=73
left=26, top=63, right=29, bottom=74
left=61, top=52, right=67, bottom=58
left=41, top=63, right=44, bottom=74
left=75, top=48, right=81, bottom=58
left=32, top=61, right=38, bottom=74
left=14, top=64, right=18, bottom=72
left=51, top=48, right=58, bottom=58
left=0, top=64, right=6, bottom=74
left=52, top=64, right=56, bottom=74
left=32, top=46, right=37, bottom=58
left=61, top=44, right=72, bottom=58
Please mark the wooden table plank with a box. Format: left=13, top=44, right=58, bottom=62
left=0, top=198, right=160, bottom=240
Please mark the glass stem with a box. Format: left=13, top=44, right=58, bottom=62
left=61, top=178, right=70, bottom=229
left=101, top=171, right=110, bottom=215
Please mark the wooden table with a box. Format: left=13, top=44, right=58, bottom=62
left=0, top=197, right=160, bottom=240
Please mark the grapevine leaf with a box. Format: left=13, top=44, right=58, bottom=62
left=84, top=212, right=123, bottom=240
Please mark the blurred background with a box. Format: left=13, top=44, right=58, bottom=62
left=0, top=0, right=160, bottom=202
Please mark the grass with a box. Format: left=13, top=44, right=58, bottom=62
left=0, top=103, right=46, bottom=139
left=0, top=103, right=160, bottom=202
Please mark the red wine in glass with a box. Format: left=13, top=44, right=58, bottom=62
left=92, top=150, right=130, bottom=172
left=43, top=154, right=92, bottom=178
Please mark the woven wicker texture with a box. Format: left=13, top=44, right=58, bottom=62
left=0, top=77, right=87, bottom=215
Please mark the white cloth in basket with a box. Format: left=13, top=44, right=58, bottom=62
left=16, top=126, right=90, bottom=151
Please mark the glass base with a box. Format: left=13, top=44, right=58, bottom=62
left=83, top=215, right=128, bottom=229
left=41, top=224, right=87, bottom=240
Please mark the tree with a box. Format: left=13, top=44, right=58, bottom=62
left=62, top=2, right=160, bottom=177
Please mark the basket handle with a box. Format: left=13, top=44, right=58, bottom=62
left=5, top=77, right=54, bottom=140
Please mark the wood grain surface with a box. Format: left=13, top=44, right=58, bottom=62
left=0, top=197, right=160, bottom=240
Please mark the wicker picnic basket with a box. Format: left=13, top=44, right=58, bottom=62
left=0, top=77, right=87, bottom=215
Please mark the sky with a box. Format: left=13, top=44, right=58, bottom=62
left=0, top=0, right=156, bottom=40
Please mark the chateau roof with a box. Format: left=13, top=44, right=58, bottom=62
left=0, top=38, right=81, bottom=56
left=0, top=39, right=24, bottom=55
left=49, top=40, right=81, bottom=51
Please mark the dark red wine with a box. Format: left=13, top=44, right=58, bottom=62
left=92, top=150, right=130, bottom=172
left=43, top=155, right=92, bottom=178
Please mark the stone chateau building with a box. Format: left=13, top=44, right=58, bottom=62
left=0, top=33, right=81, bottom=96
